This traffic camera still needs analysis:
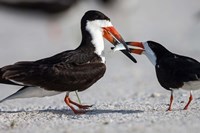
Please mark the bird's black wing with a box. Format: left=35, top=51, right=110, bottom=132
left=35, top=49, right=97, bottom=64
left=0, top=50, right=97, bottom=86
left=156, top=54, right=200, bottom=89
left=0, top=68, right=23, bottom=86
left=1, top=61, right=106, bottom=92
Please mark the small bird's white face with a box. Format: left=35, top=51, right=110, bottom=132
left=143, top=42, right=157, bottom=66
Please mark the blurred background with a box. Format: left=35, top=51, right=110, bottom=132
left=0, top=0, right=200, bottom=109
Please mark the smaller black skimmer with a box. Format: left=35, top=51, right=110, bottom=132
left=126, top=41, right=200, bottom=111
left=0, top=10, right=136, bottom=114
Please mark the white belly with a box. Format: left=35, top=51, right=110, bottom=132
left=181, top=80, right=200, bottom=91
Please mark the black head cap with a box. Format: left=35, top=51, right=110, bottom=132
left=81, top=10, right=110, bottom=30
left=147, top=41, right=172, bottom=58
left=82, top=10, right=110, bottom=21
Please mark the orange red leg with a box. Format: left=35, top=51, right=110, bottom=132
left=64, top=95, right=92, bottom=114
left=68, top=98, right=92, bottom=109
left=167, top=91, right=173, bottom=111
left=183, top=91, right=193, bottom=110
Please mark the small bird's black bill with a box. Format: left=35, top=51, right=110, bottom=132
left=126, top=42, right=145, bottom=55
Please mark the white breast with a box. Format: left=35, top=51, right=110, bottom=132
left=86, top=20, right=112, bottom=63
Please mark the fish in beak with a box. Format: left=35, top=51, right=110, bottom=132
left=102, top=27, right=137, bottom=63
left=126, top=42, right=145, bottom=55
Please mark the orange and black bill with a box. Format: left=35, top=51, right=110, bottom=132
left=103, top=27, right=137, bottom=63
left=126, top=42, right=145, bottom=55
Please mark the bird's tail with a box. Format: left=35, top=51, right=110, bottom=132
left=0, top=86, right=28, bottom=103
left=0, top=86, right=61, bottom=103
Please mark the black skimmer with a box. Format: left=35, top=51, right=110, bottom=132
left=126, top=41, right=200, bottom=111
left=0, top=0, right=77, bottom=13
left=0, top=10, right=136, bottom=114
left=99, top=0, right=114, bottom=4
left=0, top=0, right=116, bottom=14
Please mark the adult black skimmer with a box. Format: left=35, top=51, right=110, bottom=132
left=126, top=41, right=200, bottom=111
left=0, top=0, right=116, bottom=14
left=0, top=10, right=136, bottom=114
left=0, top=0, right=77, bottom=13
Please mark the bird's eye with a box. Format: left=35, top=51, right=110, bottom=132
left=94, top=15, right=100, bottom=19
left=149, top=43, right=156, bottom=50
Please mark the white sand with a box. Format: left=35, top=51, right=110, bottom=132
left=0, top=0, right=200, bottom=133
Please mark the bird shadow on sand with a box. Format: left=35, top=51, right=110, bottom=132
left=86, top=109, right=144, bottom=115
left=37, top=108, right=144, bottom=116
left=0, top=108, right=144, bottom=116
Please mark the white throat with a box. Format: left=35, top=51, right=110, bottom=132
left=143, top=42, right=157, bottom=66
left=86, top=20, right=112, bottom=63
